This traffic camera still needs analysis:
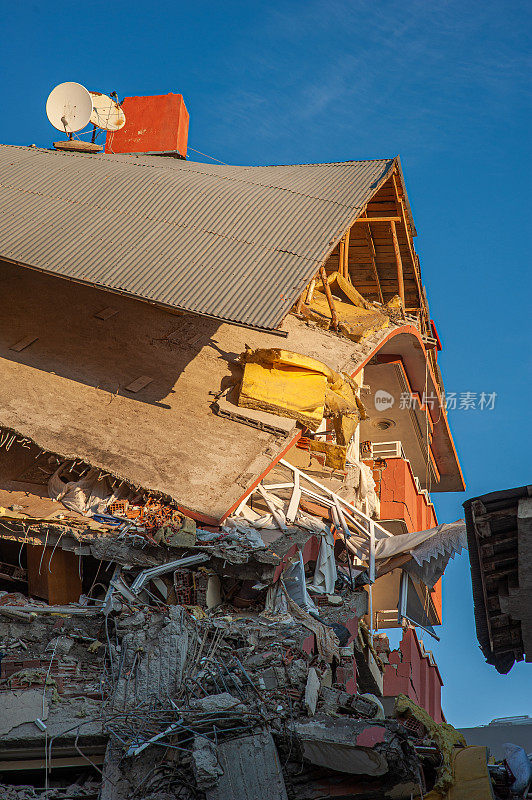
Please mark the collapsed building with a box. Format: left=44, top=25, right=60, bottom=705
left=0, top=92, right=509, bottom=799
left=464, top=485, right=532, bottom=675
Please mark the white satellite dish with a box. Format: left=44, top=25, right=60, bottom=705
left=46, top=82, right=93, bottom=133
left=89, top=91, right=126, bottom=131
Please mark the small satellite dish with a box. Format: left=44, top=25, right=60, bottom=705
left=46, top=82, right=93, bottom=133
left=89, top=91, right=126, bottom=131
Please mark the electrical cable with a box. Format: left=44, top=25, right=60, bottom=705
left=186, top=146, right=227, bottom=165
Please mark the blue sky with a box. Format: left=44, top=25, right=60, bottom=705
left=1, top=0, right=530, bottom=727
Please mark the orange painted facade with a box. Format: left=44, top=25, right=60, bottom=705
left=378, top=457, right=438, bottom=533
left=369, top=456, right=443, bottom=623
left=383, top=627, right=444, bottom=723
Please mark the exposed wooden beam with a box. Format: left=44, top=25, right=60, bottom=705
left=392, top=175, right=416, bottom=266
left=305, top=277, right=316, bottom=305
left=319, top=266, right=338, bottom=330
left=343, top=227, right=351, bottom=280
left=390, top=220, right=405, bottom=309
left=363, top=224, right=384, bottom=303
left=392, top=174, right=423, bottom=296
left=354, top=216, right=401, bottom=223
left=392, top=172, right=431, bottom=335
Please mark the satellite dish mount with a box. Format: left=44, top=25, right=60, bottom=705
left=45, top=82, right=126, bottom=152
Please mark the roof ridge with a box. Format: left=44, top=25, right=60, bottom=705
left=0, top=144, right=394, bottom=214
left=0, top=144, right=395, bottom=170
left=237, top=157, right=396, bottom=168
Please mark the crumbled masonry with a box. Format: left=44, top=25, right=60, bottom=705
left=0, top=417, right=480, bottom=798
left=0, top=465, right=477, bottom=799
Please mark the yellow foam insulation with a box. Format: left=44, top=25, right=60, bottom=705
left=307, top=440, right=347, bottom=470
left=241, top=348, right=341, bottom=383
left=308, top=286, right=389, bottom=343
left=238, top=359, right=327, bottom=430
left=332, top=416, right=358, bottom=448
left=325, top=379, right=366, bottom=418
left=326, top=271, right=372, bottom=309
left=237, top=348, right=366, bottom=436
left=384, top=294, right=403, bottom=313
left=298, top=271, right=409, bottom=342
left=325, top=374, right=367, bottom=446
left=425, top=746, right=495, bottom=800
left=395, top=694, right=467, bottom=795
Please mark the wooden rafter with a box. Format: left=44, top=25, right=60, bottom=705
left=363, top=223, right=384, bottom=303
left=392, top=172, right=430, bottom=331
left=343, top=227, right=351, bottom=280
left=319, top=266, right=338, bottom=329
left=354, top=215, right=401, bottom=223
left=392, top=174, right=423, bottom=296
left=390, top=220, right=405, bottom=309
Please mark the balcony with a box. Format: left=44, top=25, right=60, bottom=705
left=358, top=359, right=440, bottom=490
left=362, top=440, right=442, bottom=628
left=362, top=441, right=437, bottom=535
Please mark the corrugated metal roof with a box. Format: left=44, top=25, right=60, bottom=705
left=0, top=145, right=395, bottom=330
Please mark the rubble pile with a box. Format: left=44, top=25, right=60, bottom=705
left=0, top=468, right=481, bottom=800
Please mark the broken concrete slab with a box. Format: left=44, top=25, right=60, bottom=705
left=0, top=689, right=48, bottom=736
left=205, top=731, right=288, bottom=800
left=0, top=264, right=365, bottom=521
left=215, top=393, right=297, bottom=435
left=290, top=716, right=410, bottom=777
left=111, top=606, right=195, bottom=709
left=354, top=639, right=384, bottom=697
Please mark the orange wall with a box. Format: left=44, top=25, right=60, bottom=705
left=383, top=628, right=444, bottom=723
left=431, top=578, right=442, bottom=622
left=377, top=458, right=438, bottom=533
left=372, top=457, right=442, bottom=623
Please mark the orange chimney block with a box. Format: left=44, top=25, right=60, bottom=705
left=105, top=93, right=189, bottom=157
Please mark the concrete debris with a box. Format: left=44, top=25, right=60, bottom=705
left=0, top=689, right=48, bottom=735
left=191, top=692, right=245, bottom=713
left=360, top=692, right=386, bottom=720
left=111, top=606, right=194, bottom=709
left=290, top=715, right=420, bottom=786
left=0, top=783, right=100, bottom=800
left=192, top=736, right=224, bottom=789
left=0, top=484, right=470, bottom=800
left=304, top=667, right=320, bottom=715
left=0, top=463, right=482, bottom=800
left=326, top=593, right=343, bottom=605
left=205, top=731, right=289, bottom=800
